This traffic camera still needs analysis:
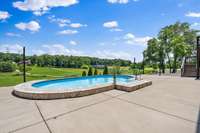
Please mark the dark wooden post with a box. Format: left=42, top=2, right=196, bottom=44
left=23, top=47, right=26, bottom=82
left=197, top=36, right=200, bottom=79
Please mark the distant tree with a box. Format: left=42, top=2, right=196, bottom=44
left=82, top=71, right=87, bottom=76
left=103, top=65, right=108, bottom=75
left=0, top=62, right=16, bottom=72
left=88, top=67, right=93, bottom=76
left=81, top=64, right=89, bottom=69
left=18, top=65, right=32, bottom=73
left=94, top=68, right=98, bottom=75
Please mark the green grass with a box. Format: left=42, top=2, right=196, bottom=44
left=0, top=66, right=106, bottom=87
left=0, top=66, right=156, bottom=87
left=0, top=66, right=85, bottom=87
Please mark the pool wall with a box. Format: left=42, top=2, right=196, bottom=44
left=13, top=80, right=152, bottom=100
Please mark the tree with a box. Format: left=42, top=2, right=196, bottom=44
left=0, top=62, right=16, bottom=72
left=18, top=65, right=32, bottom=73
left=88, top=67, right=93, bottom=76
left=82, top=71, right=87, bottom=76
left=144, top=22, right=197, bottom=74
left=103, top=65, right=108, bottom=75
left=94, top=68, right=98, bottom=75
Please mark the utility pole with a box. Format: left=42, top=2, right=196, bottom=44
left=23, top=47, right=26, bottom=82
left=197, top=36, right=200, bottom=79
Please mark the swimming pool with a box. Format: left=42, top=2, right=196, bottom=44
left=32, top=75, right=134, bottom=90
left=13, top=75, right=152, bottom=100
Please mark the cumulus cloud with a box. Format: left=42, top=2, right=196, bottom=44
left=15, top=21, right=40, bottom=32
left=48, top=15, right=71, bottom=27
left=0, top=11, right=10, bottom=21
left=103, top=21, right=118, bottom=28
left=0, top=44, right=23, bottom=53
left=185, top=12, right=200, bottom=18
left=6, top=32, right=22, bottom=37
left=33, top=44, right=83, bottom=55
left=69, top=23, right=87, bottom=28
left=124, top=33, right=152, bottom=45
left=191, top=22, right=200, bottom=30
left=107, top=0, right=138, bottom=4
left=103, top=21, right=123, bottom=32
left=94, top=50, right=132, bottom=60
left=48, top=15, right=87, bottom=28
left=13, top=0, right=78, bottom=16
left=58, top=29, right=78, bottom=35
left=69, top=40, right=77, bottom=45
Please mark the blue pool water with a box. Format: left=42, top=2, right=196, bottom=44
left=32, top=75, right=135, bottom=90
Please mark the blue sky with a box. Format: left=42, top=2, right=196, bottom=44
left=0, top=0, right=200, bottom=61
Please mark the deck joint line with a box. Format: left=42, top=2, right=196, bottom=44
left=35, top=101, right=53, bottom=133
left=116, top=97, right=199, bottom=124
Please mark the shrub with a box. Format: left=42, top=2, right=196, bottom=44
left=0, top=61, right=16, bottom=72
left=94, top=68, right=98, bottom=75
left=82, top=71, right=87, bottom=76
left=103, top=65, right=108, bottom=75
left=88, top=67, right=93, bottom=76
left=81, top=64, right=89, bottom=69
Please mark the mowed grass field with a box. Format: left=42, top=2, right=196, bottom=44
left=0, top=66, right=89, bottom=87
left=0, top=66, right=155, bottom=87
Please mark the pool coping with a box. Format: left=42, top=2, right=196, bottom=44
left=13, top=79, right=152, bottom=100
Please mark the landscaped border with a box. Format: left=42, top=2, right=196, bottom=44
left=13, top=80, right=152, bottom=100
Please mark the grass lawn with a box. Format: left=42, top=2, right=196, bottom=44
left=0, top=66, right=86, bottom=87
left=0, top=66, right=156, bottom=87
left=0, top=66, right=105, bottom=87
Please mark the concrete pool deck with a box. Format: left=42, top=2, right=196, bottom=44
left=0, top=75, right=200, bottom=133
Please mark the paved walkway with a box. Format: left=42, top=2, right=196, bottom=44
left=0, top=75, right=200, bottom=133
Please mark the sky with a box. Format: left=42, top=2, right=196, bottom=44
left=0, top=0, right=200, bottom=62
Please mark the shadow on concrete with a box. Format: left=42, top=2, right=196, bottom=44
left=196, top=106, right=200, bottom=133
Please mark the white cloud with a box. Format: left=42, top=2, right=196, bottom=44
left=185, top=12, right=200, bottom=18
left=33, top=44, right=83, bottom=55
left=13, top=0, right=78, bottom=16
left=69, top=40, right=77, bottom=45
left=15, top=21, right=40, bottom=32
left=58, top=29, right=78, bottom=35
left=124, top=33, right=152, bottom=45
left=191, top=22, right=200, bottom=30
left=94, top=50, right=132, bottom=60
left=5, top=32, right=22, bottom=37
left=107, top=0, right=138, bottom=4
left=69, top=23, right=87, bottom=28
left=103, top=21, right=118, bottom=28
left=110, top=28, right=123, bottom=32
left=0, top=11, right=10, bottom=20
left=48, top=15, right=71, bottom=27
left=108, top=0, right=129, bottom=4
left=0, top=44, right=23, bottom=54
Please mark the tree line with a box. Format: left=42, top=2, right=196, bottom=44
left=144, top=22, right=198, bottom=73
left=0, top=52, right=132, bottom=69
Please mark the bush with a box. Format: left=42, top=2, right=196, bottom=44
left=103, top=65, right=108, bottom=75
left=82, top=71, right=87, bottom=76
left=88, top=67, right=93, bottom=76
left=94, top=68, right=98, bottom=75
left=0, top=62, right=16, bottom=72
left=81, top=64, right=89, bottom=69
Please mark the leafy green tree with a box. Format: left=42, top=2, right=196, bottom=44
left=0, top=62, right=16, bottom=72
left=144, top=22, right=197, bottom=73
left=88, top=67, right=93, bottom=76
left=94, top=68, right=98, bottom=75
left=82, top=71, right=87, bottom=76
left=103, top=65, right=109, bottom=75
